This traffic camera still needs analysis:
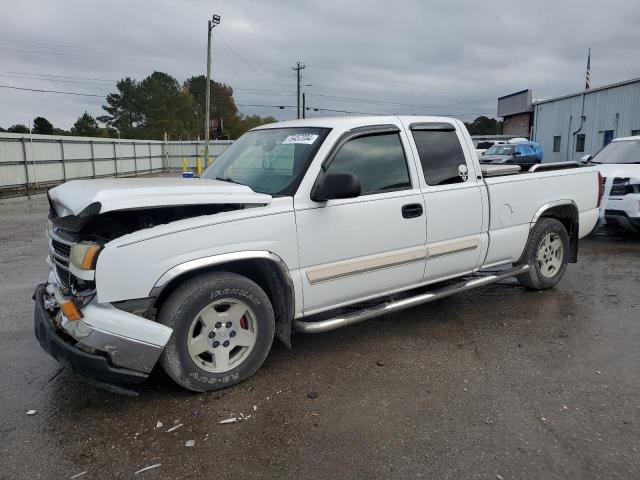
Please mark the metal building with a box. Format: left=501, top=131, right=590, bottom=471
left=532, top=78, right=640, bottom=162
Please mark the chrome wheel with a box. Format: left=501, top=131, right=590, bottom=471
left=537, top=232, right=564, bottom=278
left=187, top=298, right=258, bottom=373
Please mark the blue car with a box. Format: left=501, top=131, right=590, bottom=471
left=480, top=142, right=543, bottom=170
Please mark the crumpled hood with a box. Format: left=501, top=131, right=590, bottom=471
left=48, top=177, right=272, bottom=217
left=591, top=163, right=640, bottom=183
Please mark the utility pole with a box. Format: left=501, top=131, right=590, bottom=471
left=292, top=62, right=305, bottom=119
left=302, top=93, right=306, bottom=119
left=204, top=14, right=221, bottom=166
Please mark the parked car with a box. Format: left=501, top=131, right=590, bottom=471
left=34, top=116, right=601, bottom=392
left=480, top=143, right=540, bottom=169
left=583, top=135, right=640, bottom=232
left=475, top=140, right=507, bottom=156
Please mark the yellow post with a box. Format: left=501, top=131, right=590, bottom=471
left=196, top=158, right=202, bottom=176
left=207, top=155, right=213, bottom=166
left=181, top=158, right=187, bottom=172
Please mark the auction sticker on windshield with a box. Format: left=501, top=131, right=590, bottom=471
left=282, top=134, right=319, bottom=145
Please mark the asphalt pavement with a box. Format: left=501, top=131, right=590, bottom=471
left=1, top=194, right=638, bottom=479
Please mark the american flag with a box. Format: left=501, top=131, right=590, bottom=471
left=585, top=48, right=592, bottom=90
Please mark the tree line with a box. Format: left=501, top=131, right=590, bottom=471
left=0, top=71, right=503, bottom=138
left=0, top=71, right=276, bottom=140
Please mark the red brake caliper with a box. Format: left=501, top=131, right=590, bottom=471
left=240, top=315, right=248, bottom=329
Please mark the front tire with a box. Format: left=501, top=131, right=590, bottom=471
left=517, top=218, right=570, bottom=290
left=158, top=272, right=275, bottom=392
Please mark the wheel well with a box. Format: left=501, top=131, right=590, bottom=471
left=153, top=259, right=295, bottom=347
left=538, top=204, right=579, bottom=263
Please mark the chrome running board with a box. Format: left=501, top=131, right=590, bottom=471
left=293, top=265, right=530, bottom=334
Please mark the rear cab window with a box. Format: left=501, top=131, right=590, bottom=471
left=409, top=123, right=471, bottom=186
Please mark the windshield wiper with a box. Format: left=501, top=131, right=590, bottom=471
left=215, top=176, right=242, bottom=185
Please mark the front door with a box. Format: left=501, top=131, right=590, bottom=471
left=294, top=126, right=427, bottom=314
left=404, top=121, right=485, bottom=282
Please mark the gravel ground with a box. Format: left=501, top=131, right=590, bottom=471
left=0, top=194, right=638, bottom=480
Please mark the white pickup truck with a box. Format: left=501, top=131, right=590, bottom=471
left=34, top=116, right=602, bottom=392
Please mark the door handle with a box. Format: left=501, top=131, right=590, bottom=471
left=402, top=203, right=423, bottom=219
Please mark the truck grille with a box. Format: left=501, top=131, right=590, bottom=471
left=49, top=230, right=75, bottom=289
left=51, top=239, right=71, bottom=259
left=55, top=264, right=72, bottom=288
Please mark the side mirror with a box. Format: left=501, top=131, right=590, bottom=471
left=581, top=154, right=592, bottom=164
left=311, top=172, right=361, bottom=202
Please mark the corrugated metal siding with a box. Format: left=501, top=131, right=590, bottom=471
left=533, top=79, right=640, bottom=162
left=0, top=133, right=232, bottom=191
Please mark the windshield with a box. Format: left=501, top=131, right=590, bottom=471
left=484, top=145, right=513, bottom=155
left=201, top=127, right=330, bottom=195
left=590, top=140, right=640, bottom=164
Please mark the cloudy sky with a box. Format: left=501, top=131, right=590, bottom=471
left=1, top=0, right=638, bottom=131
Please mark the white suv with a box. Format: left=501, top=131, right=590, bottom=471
left=585, top=136, right=640, bottom=232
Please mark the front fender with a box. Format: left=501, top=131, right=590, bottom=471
left=94, top=200, right=300, bottom=305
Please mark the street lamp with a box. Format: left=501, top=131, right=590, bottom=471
left=204, top=14, right=221, bottom=166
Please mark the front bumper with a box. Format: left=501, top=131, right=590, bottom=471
left=603, top=210, right=640, bottom=232
left=33, top=282, right=172, bottom=386
left=34, top=285, right=148, bottom=385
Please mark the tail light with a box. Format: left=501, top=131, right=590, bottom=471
left=597, top=172, right=604, bottom=208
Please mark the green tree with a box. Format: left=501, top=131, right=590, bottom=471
left=97, top=127, right=118, bottom=138
left=139, top=72, right=197, bottom=140
left=33, top=117, right=54, bottom=135
left=237, top=114, right=277, bottom=133
left=71, top=112, right=100, bottom=137
left=0, top=126, right=5, bottom=132
left=7, top=124, right=30, bottom=133
left=184, top=75, right=241, bottom=139
left=464, top=116, right=503, bottom=135
left=98, top=77, right=144, bottom=138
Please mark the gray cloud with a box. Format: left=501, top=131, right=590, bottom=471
left=1, top=0, right=638, bottom=130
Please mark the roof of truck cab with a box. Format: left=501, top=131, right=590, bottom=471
left=612, top=135, right=640, bottom=142
left=252, top=115, right=460, bottom=130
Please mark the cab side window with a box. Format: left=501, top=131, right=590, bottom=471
left=325, top=132, right=411, bottom=195
left=412, top=129, right=468, bottom=186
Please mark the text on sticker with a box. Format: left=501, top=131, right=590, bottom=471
left=282, top=134, right=319, bottom=145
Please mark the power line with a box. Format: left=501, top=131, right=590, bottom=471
left=0, top=84, right=105, bottom=97
left=0, top=70, right=116, bottom=82
left=213, top=32, right=288, bottom=87
left=237, top=103, right=297, bottom=109
left=0, top=73, right=115, bottom=87
left=307, top=92, right=496, bottom=111
left=0, top=39, right=165, bottom=60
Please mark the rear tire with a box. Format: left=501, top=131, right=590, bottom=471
left=517, top=218, right=570, bottom=290
left=158, top=272, right=275, bottom=392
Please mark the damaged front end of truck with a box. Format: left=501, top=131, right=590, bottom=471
left=34, top=177, right=272, bottom=391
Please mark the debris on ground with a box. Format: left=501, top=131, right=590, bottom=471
left=70, top=472, right=88, bottom=479
left=155, top=421, right=163, bottom=429
left=596, top=370, right=602, bottom=375
left=253, top=405, right=257, bottom=411
left=219, top=417, right=239, bottom=424
left=376, top=360, right=384, bottom=366
left=166, top=423, right=183, bottom=433
left=25, top=410, right=37, bottom=415
left=134, top=463, right=161, bottom=475
left=307, top=391, right=319, bottom=400
left=496, top=475, right=504, bottom=480
left=185, top=440, right=195, bottom=447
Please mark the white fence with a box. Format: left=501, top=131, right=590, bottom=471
left=0, top=132, right=233, bottom=193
